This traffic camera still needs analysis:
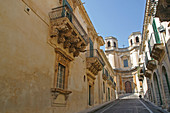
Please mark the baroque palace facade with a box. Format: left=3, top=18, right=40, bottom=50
left=0, top=0, right=116, bottom=113
left=139, top=0, right=170, bottom=111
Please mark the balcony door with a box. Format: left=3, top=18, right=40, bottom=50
left=62, top=0, right=72, bottom=22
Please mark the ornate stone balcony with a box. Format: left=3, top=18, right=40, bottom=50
left=49, top=5, right=88, bottom=57
left=151, top=43, right=165, bottom=62
left=146, top=59, right=157, bottom=71
left=149, top=19, right=165, bottom=62
left=107, top=75, right=114, bottom=86
left=86, top=49, right=105, bottom=75
left=102, top=68, right=108, bottom=80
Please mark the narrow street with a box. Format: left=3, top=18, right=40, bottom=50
left=94, top=94, right=169, bottom=113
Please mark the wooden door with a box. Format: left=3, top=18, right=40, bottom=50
left=125, top=81, right=132, bottom=93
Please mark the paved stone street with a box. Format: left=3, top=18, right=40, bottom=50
left=94, top=94, right=169, bottom=113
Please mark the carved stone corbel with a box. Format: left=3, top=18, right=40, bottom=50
left=65, top=95, right=69, bottom=101
left=64, top=40, right=71, bottom=48
left=76, top=41, right=83, bottom=48
left=86, top=62, right=91, bottom=69
left=51, top=91, right=60, bottom=99
left=50, top=26, right=59, bottom=37
left=64, top=29, right=74, bottom=37
left=79, top=45, right=86, bottom=52
left=58, top=34, right=65, bottom=43
left=70, top=37, right=79, bottom=43
left=69, top=45, right=76, bottom=53
left=73, top=50, right=80, bottom=57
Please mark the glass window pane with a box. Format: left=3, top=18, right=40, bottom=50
left=57, top=63, right=65, bottom=89
left=123, top=59, right=128, bottom=67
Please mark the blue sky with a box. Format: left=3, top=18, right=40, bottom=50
left=81, top=0, right=146, bottom=48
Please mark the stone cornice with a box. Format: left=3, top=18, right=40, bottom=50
left=105, top=46, right=139, bottom=53
left=114, top=66, right=138, bottom=73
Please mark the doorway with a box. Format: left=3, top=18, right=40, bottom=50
left=125, top=81, right=132, bottom=93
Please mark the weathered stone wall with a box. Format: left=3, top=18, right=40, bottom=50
left=0, top=0, right=117, bottom=113
left=0, top=0, right=55, bottom=113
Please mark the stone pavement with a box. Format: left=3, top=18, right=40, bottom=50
left=87, top=93, right=169, bottom=113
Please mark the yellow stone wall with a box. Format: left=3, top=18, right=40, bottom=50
left=0, top=0, right=116, bottom=113
left=0, top=0, right=55, bottom=113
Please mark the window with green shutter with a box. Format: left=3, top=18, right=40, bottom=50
left=152, top=19, right=160, bottom=43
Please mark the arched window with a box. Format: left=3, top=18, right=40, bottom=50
left=114, top=42, right=116, bottom=47
left=107, top=41, right=111, bottom=47
left=130, top=39, right=133, bottom=46
left=153, top=72, right=163, bottom=106
left=162, top=66, right=170, bottom=104
left=136, top=36, right=139, bottom=43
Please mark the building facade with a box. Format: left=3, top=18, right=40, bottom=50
left=139, top=0, right=170, bottom=111
left=105, top=32, right=143, bottom=96
left=0, top=0, right=116, bottom=113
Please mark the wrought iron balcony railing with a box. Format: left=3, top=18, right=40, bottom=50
left=109, top=75, right=114, bottom=83
left=49, top=5, right=88, bottom=43
left=107, top=74, right=115, bottom=87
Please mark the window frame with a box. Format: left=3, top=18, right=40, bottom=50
left=56, top=63, right=66, bottom=89
left=54, top=49, right=72, bottom=90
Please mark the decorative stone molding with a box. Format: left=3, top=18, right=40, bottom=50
left=86, top=57, right=103, bottom=75
left=51, top=88, right=72, bottom=100
left=146, top=60, right=157, bottom=71
left=151, top=43, right=165, bottom=62
left=72, top=0, right=81, bottom=9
